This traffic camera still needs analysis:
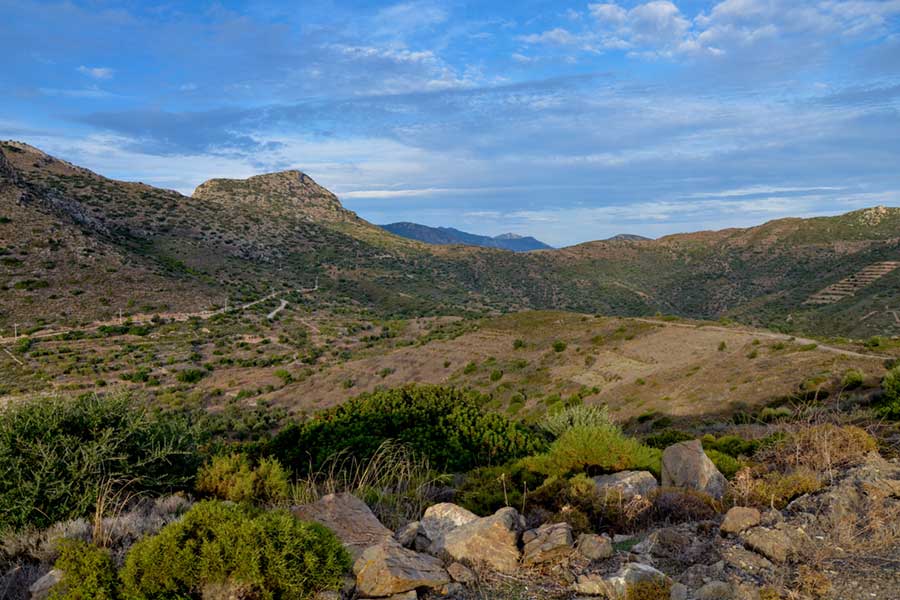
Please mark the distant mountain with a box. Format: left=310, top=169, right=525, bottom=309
left=606, top=234, right=651, bottom=242
left=381, top=222, right=552, bottom=252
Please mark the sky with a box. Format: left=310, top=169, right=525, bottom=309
left=2, top=1, right=900, bottom=247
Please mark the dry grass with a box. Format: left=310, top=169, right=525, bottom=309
left=290, top=440, right=447, bottom=530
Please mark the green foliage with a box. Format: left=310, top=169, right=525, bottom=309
left=644, top=429, right=693, bottom=449
left=513, top=339, right=525, bottom=349
left=759, top=406, right=792, bottom=422
left=876, top=367, right=900, bottom=419
left=176, top=368, right=207, bottom=384
left=457, top=461, right=545, bottom=516
left=463, top=361, right=477, bottom=374
left=490, top=369, right=503, bottom=382
left=0, top=393, right=202, bottom=531
left=267, top=385, right=544, bottom=474
left=701, top=433, right=761, bottom=458
left=540, top=404, right=615, bottom=438
left=523, top=425, right=662, bottom=478
left=842, top=369, right=864, bottom=390
left=49, top=540, right=119, bottom=600
left=552, top=340, right=567, bottom=353
left=121, top=501, right=350, bottom=600
left=196, top=453, right=290, bottom=506
left=703, top=448, right=742, bottom=478
left=15, top=337, right=33, bottom=353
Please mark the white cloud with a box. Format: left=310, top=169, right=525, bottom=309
left=518, top=27, right=581, bottom=46
left=77, top=65, right=114, bottom=79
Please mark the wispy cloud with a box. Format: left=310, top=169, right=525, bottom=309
left=77, top=65, right=114, bottom=79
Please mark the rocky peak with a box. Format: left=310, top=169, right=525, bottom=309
left=192, top=169, right=358, bottom=223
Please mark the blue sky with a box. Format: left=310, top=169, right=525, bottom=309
left=2, top=0, right=900, bottom=246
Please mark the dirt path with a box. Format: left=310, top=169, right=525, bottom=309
left=0, top=283, right=318, bottom=347
left=633, top=318, right=891, bottom=361
left=267, top=299, right=288, bottom=320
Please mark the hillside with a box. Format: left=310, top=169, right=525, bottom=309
left=382, top=222, right=553, bottom=251
left=2, top=141, right=900, bottom=338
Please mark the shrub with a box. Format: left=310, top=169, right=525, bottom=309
left=523, top=425, right=662, bottom=478
left=645, top=429, right=693, bottom=449
left=121, top=501, right=350, bottom=600
left=540, top=404, right=616, bottom=438
left=736, top=467, right=822, bottom=509
left=48, top=539, right=118, bottom=600
left=626, top=579, right=672, bottom=600
left=457, top=462, right=545, bottom=516
left=196, top=454, right=290, bottom=506
left=703, top=448, right=742, bottom=478
left=490, top=369, right=503, bottom=382
left=841, top=369, right=864, bottom=390
left=759, top=406, right=792, bottom=422
left=876, top=367, right=900, bottom=419
left=773, top=424, right=876, bottom=475
left=176, top=368, right=206, bottom=384
left=267, top=385, right=543, bottom=474
left=0, top=393, right=202, bottom=531
left=552, top=341, right=567, bottom=353
left=513, top=339, right=525, bottom=349
left=463, top=362, right=477, bottom=374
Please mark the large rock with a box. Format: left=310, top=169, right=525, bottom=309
left=522, top=522, right=574, bottom=564
left=661, top=440, right=727, bottom=499
left=353, top=540, right=449, bottom=597
left=740, top=525, right=808, bottom=563
left=420, top=503, right=478, bottom=553
left=29, top=569, right=63, bottom=600
left=573, top=563, right=668, bottom=598
left=720, top=507, right=761, bottom=535
left=442, top=507, right=522, bottom=573
left=576, top=532, right=614, bottom=560
left=592, top=471, right=658, bottom=500
left=293, top=493, right=392, bottom=560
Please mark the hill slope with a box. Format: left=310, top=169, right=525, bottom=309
left=2, top=140, right=899, bottom=338
left=382, top=222, right=553, bottom=251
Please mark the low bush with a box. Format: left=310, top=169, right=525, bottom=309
left=769, top=424, right=876, bottom=476
left=644, top=429, right=693, bottom=449
left=267, top=385, right=543, bottom=474
left=0, top=393, right=203, bottom=531
left=176, top=368, right=207, bottom=384
left=540, top=404, right=616, bottom=438
left=196, top=454, right=290, bottom=506
left=457, top=462, right=546, bottom=516
left=522, top=425, right=662, bottom=478
left=48, top=539, right=118, bottom=600
left=121, top=501, right=350, bottom=600
left=841, top=369, right=864, bottom=390
left=876, top=367, right=900, bottom=419
left=703, top=448, right=743, bottom=478
left=733, top=466, right=822, bottom=509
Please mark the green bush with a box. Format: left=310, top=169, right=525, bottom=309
left=490, top=369, right=503, bottom=382
left=703, top=448, right=742, bottom=478
left=176, top=368, right=207, bottom=384
left=552, top=341, right=567, bottom=353
left=267, top=385, right=543, bottom=474
left=523, top=425, right=662, bottom=478
left=841, top=369, right=864, bottom=390
left=0, top=393, right=202, bottom=531
left=541, top=404, right=616, bottom=438
left=644, top=429, right=693, bottom=449
left=457, top=462, right=545, bottom=516
left=196, top=454, right=290, bottom=506
left=49, top=539, right=119, bottom=600
left=121, top=501, right=350, bottom=600
left=876, top=367, right=900, bottom=419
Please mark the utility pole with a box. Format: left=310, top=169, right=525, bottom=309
left=13, top=323, right=18, bottom=339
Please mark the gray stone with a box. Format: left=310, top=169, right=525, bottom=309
left=312, top=592, right=342, bottom=600
left=720, top=507, right=761, bottom=535
left=669, top=582, right=689, bottom=600
left=720, top=545, right=774, bottom=573
left=661, top=440, right=727, bottom=499
left=593, top=470, right=659, bottom=500
left=420, top=503, right=479, bottom=553
left=386, top=592, right=417, bottom=600
left=29, top=570, right=63, bottom=600
left=576, top=532, right=614, bottom=560
left=741, top=527, right=795, bottom=563
left=523, top=522, right=574, bottom=564
left=353, top=540, right=449, bottom=597
left=442, top=506, right=522, bottom=573
left=396, top=521, right=422, bottom=548
left=293, top=493, right=392, bottom=560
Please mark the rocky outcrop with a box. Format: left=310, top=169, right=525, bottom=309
left=740, top=525, right=809, bottom=563
left=28, top=569, right=63, bottom=600
left=293, top=493, right=392, bottom=560
left=592, top=470, right=658, bottom=500
left=442, top=507, right=523, bottom=573
left=522, top=522, right=574, bottom=564
left=661, top=440, right=727, bottom=499
left=353, top=540, right=449, bottom=598
left=576, top=532, right=614, bottom=560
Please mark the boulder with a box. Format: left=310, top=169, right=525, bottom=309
left=522, top=522, right=574, bottom=564
left=576, top=532, right=614, bottom=560
left=353, top=540, right=450, bottom=597
left=740, top=526, right=806, bottom=563
left=396, top=521, right=422, bottom=548
left=420, top=503, right=478, bottom=553
left=573, top=563, right=668, bottom=598
left=720, top=507, right=761, bottom=535
left=719, top=545, right=774, bottom=573
left=312, top=592, right=342, bottom=600
left=29, top=569, right=63, bottom=600
left=669, top=582, right=689, bottom=600
left=661, top=440, right=727, bottom=499
left=293, top=493, right=392, bottom=560
left=592, top=471, right=658, bottom=500
left=442, top=507, right=522, bottom=573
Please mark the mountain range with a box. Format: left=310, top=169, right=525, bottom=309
left=381, top=222, right=552, bottom=252
left=2, top=139, right=899, bottom=338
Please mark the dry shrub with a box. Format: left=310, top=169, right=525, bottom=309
left=794, top=565, right=831, bottom=599
left=730, top=466, right=822, bottom=509
left=626, top=580, right=672, bottom=600
left=770, top=424, right=876, bottom=480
